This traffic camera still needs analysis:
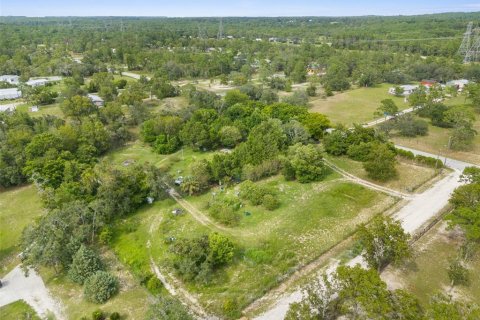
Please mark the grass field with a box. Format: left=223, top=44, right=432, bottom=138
left=0, top=300, right=40, bottom=320
left=41, top=248, right=152, bottom=320
left=111, top=169, right=395, bottom=316
left=0, top=185, right=44, bottom=270
left=392, top=118, right=480, bottom=166
left=325, top=155, right=441, bottom=193
left=382, top=222, right=480, bottom=306
left=309, top=84, right=408, bottom=125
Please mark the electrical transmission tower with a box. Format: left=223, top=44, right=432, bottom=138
left=217, top=18, right=224, bottom=40
left=458, top=22, right=480, bottom=63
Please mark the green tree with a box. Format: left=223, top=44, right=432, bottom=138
left=301, top=113, right=331, bottom=140
left=208, top=232, right=235, bottom=266
left=146, top=296, right=193, bottom=320
left=68, top=245, right=104, bottom=284
left=285, top=143, right=328, bottom=183
left=447, top=259, right=470, bottom=287
left=84, top=271, right=119, bottom=304
left=363, top=143, right=397, bottom=181
left=61, top=95, right=97, bottom=120
left=219, top=126, right=242, bottom=148
left=357, top=215, right=411, bottom=272
left=375, top=99, right=399, bottom=118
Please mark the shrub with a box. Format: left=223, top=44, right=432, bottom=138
left=92, top=309, right=105, bottom=320
left=109, top=312, right=121, bottom=320
left=395, top=148, right=415, bottom=160
left=363, top=143, right=397, bottom=181
left=209, top=202, right=241, bottom=226
left=84, top=271, right=119, bottom=304
left=99, top=227, right=114, bottom=245
left=68, top=245, right=104, bottom=285
left=222, top=298, right=241, bottom=319
left=263, top=194, right=280, bottom=210
left=146, top=276, right=164, bottom=295
left=347, top=142, right=372, bottom=162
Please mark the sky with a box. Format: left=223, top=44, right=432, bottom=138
left=1, top=0, right=480, bottom=17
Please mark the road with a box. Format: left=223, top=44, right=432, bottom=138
left=254, top=150, right=476, bottom=320
left=0, top=102, right=23, bottom=112
left=0, top=266, right=64, bottom=319
left=363, top=107, right=415, bottom=128
left=121, top=71, right=151, bottom=81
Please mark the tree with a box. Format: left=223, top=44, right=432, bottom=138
left=357, top=215, right=411, bottom=272
left=84, top=271, right=119, bottom=304
left=61, top=95, right=97, bottom=119
left=375, top=99, right=399, bottom=118
left=189, top=160, right=212, bottom=192
left=224, top=89, right=249, bottom=107
left=208, top=232, right=235, bottom=266
left=68, top=245, right=104, bottom=284
left=301, top=113, right=331, bottom=140
left=363, top=143, right=397, bottom=181
left=219, top=126, right=242, bottom=148
left=447, top=259, right=470, bottom=287
left=180, top=176, right=202, bottom=196
left=323, top=130, right=348, bottom=156
left=146, top=296, right=193, bottom=320
left=395, top=114, right=429, bottom=137
left=285, top=143, right=328, bottom=183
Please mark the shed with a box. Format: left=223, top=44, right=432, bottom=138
left=26, top=78, right=48, bottom=87
left=29, top=106, right=39, bottom=112
left=446, top=79, right=470, bottom=92
left=0, top=75, right=20, bottom=85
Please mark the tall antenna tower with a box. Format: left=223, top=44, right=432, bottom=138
left=459, top=22, right=480, bottom=63
left=217, top=18, right=224, bottom=40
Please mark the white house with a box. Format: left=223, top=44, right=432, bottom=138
left=87, top=93, right=104, bottom=107
left=26, top=78, right=48, bottom=87
left=388, top=84, right=419, bottom=96
left=0, top=75, right=20, bottom=85
left=0, top=88, right=22, bottom=100
left=446, top=79, right=470, bottom=92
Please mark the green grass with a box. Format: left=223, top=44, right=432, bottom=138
left=111, top=170, right=395, bottom=316
left=0, top=185, right=45, bottom=269
left=384, top=222, right=480, bottom=306
left=325, top=155, right=440, bottom=193
left=309, top=83, right=409, bottom=125
left=0, top=300, right=40, bottom=320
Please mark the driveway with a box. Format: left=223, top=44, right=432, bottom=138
left=0, top=265, right=64, bottom=319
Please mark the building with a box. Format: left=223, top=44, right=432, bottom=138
left=446, top=79, right=470, bottom=92
left=26, top=78, right=48, bottom=87
left=388, top=85, right=419, bottom=96
left=29, top=106, right=39, bottom=112
left=420, top=79, right=437, bottom=88
left=0, top=75, right=20, bottom=85
left=0, top=88, right=22, bottom=100
left=87, top=93, right=104, bottom=107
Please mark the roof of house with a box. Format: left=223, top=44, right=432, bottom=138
left=26, top=78, right=48, bottom=86
left=87, top=93, right=104, bottom=102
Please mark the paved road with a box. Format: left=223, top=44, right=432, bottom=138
left=254, top=151, right=476, bottom=320
left=363, top=107, right=415, bottom=128
left=121, top=72, right=151, bottom=81
left=0, top=266, right=64, bottom=319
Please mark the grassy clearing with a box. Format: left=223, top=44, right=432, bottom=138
left=0, top=185, right=44, bottom=270
left=309, top=84, right=408, bottom=126
left=0, top=300, right=40, bottom=320
left=392, top=118, right=480, bottom=166
left=382, top=222, right=480, bottom=306
left=325, top=155, right=441, bottom=193
left=41, top=248, right=152, bottom=320
left=111, top=168, right=395, bottom=316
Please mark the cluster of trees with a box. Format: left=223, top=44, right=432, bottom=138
left=323, top=125, right=398, bottom=181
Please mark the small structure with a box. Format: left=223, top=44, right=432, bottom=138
left=174, top=176, right=184, bottom=186
left=122, top=159, right=135, bottom=167
left=172, top=208, right=184, bottom=216
left=146, top=197, right=154, bottom=204
left=388, top=85, right=419, bottom=96
left=29, top=106, right=39, bottom=112
left=0, top=88, right=22, bottom=100
left=26, top=78, right=48, bottom=87
left=0, top=75, right=20, bottom=85
left=220, top=148, right=233, bottom=154
left=87, top=93, right=104, bottom=107
left=420, top=79, right=437, bottom=88
left=446, top=79, right=470, bottom=92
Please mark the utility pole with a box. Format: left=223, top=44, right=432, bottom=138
left=218, top=18, right=224, bottom=40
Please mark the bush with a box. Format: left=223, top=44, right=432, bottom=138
left=92, top=309, right=105, bottom=320
left=209, top=201, right=241, bottom=226
left=146, top=276, right=163, bottom=295
left=222, top=298, right=241, bottom=319
left=347, top=142, right=373, bottom=162
left=395, top=148, right=415, bottom=160
left=84, top=271, right=119, bottom=304
left=363, top=143, right=397, bottom=181
left=99, top=227, right=114, bottom=245
left=68, top=245, right=104, bottom=285
left=263, top=194, right=280, bottom=210
left=242, top=159, right=282, bottom=181
left=109, top=312, right=121, bottom=320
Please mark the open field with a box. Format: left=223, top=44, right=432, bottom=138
left=309, top=84, right=408, bottom=125
left=0, top=300, right=40, bottom=320
left=0, top=185, right=44, bottom=269
left=382, top=221, right=480, bottom=306
left=325, top=155, right=442, bottom=193
left=392, top=118, right=480, bottom=166
left=41, top=248, right=152, bottom=320
left=111, top=167, right=396, bottom=316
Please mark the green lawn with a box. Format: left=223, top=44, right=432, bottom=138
left=0, top=185, right=44, bottom=269
left=111, top=170, right=396, bottom=317
left=0, top=300, right=40, bottom=320
left=383, top=222, right=480, bottom=306
left=309, top=83, right=409, bottom=125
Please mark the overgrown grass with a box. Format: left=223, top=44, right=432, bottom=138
left=0, top=185, right=44, bottom=269
left=309, top=83, right=408, bottom=125
left=0, top=300, right=40, bottom=320
left=382, top=222, right=480, bottom=306
left=111, top=169, right=395, bottom=317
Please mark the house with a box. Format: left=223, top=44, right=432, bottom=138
left=0, top=88, right=22, bottom=100
left=26, top=78, right=48, bottom=87
left=420, top=79, right=437, bottom=88
left=0, top=75, right=20, bottom=85
left=87, top=94, right=104, bottom=107
left=446, top=79, right=470, bottom=92
left=388, top=85, right=419, bottom=96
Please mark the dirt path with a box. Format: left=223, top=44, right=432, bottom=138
left=0, top=266, right=64, bottom=319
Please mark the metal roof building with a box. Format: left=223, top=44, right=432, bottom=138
left=0, top=88, right=22, bottom=100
